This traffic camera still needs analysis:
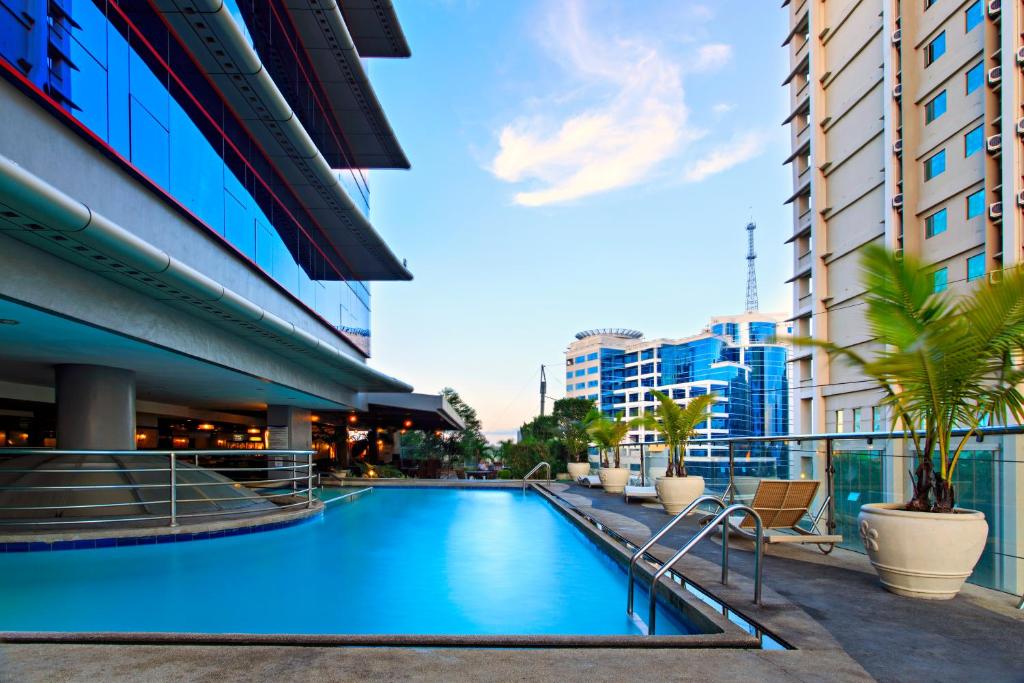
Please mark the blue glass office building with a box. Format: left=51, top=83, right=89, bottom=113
left=566, top=316, right=791, bottom=476
left=0, top=1, right=459, bottom=456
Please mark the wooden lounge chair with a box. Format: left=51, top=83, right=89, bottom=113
left=709, top=479, right=842, bottom=554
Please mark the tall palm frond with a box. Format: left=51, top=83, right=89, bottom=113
left=646, top=390, right=718, bottom=477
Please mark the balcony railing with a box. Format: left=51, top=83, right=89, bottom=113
left=0, top=449, right=316, bottom=529
left=603, top=426, right=1024, bottom=599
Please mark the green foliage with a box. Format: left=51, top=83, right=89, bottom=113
left=638, top=390, right=717, bottom=477
left=556, top=400, right=598, bottom=464
left=355, top=462, right=404, bottom=479
left=586, top=412, right=641, bottom=468
left=504, top=440, right=550, bottom=479
left=497, top=469, right=513, bottom=480
left=401, top=388, right=488, bottom=468
left=793, top=244, right=1024, bottom=511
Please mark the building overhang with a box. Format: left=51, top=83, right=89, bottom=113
left=278, top=0, right=410, bottom=168
left=0, top=154, right=412, bottom=394
left=338, top=0, right=411, bottom=58
left=152, top=0, right=411, bottom=281
left=360, top=392, right=466, bottom=431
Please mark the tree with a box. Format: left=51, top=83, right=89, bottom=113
left=586, top=412, right=640, bottom=468
left=794, top=244, right=1024, bottom=512
left=403, top=388, right=487, bottom=466
left=637, top=391, right=718, bottom=477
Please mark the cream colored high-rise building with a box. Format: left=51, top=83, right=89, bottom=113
left=784, top=0, right=1021, bottom=439
left=784, top=1, right=1023, bottom=595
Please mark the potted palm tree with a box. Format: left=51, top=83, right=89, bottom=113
left=587, top=412, right=638, bottom=493
left=639, top=390, right=718, bottom=515
left=563, top=407, right=599, bottom=480
left=796, top=244, right=1024, bottom=599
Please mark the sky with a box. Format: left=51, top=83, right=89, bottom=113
left=365, top=0, right=793, bottom=442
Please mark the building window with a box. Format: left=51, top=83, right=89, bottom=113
left=587, top=380, right=598, bottom=388
left=574, top=369, right=585, bottom=377
left=565, top=372, right=572, bottom=380
left=964, top=126, right=983, bottom=157
left=835, top=410, right=845, bottom=433
left=967, top=253, right=985, bottom=281
left=932, top=267, right=948, bottom=293
left=925, top=91, right=946, bottom=123
left=924, top=150, right=946, bottom=181
left=574, top=355, right=585, bottom=363
left=872, top=407, right=882, bottom=432
left=925, top=32, right=945, bottom=66
left=587, top=366, right=598, bottom=375
left=965, top=1, right=983, bottom=32
left=966, top=189, right=985, bottom=218
left=852, top=408, right=862, bottom=432
left=925, top=0, right=936, bottom=7
left=966, top=63, right=984, bottom=94
left=925, top=208, right=947, bottom=238
left=587, top=394, right=598, bottom=401
left=586, top=352, right=598, bottom=361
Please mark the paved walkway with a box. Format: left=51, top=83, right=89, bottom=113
left=562, top=484, right=1024, bottom=683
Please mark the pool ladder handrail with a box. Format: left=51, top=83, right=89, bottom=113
left=626, top=494, right=726, bottom=616
left=643, top=503, right=764, bottom=635
left=521, top=461, right=551, bottom=491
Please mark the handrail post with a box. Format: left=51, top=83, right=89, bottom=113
left=727, top=441, right=736, bottom=504
left=825, top=437, right=836, bottom=535
left=306, top=451, right=314, bottom=509
left=169, top=451, right=178, bottom=528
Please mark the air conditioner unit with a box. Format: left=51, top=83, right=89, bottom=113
left=893, top=83, right=903, bottom=98
left=989, top=270, right=1003, bottom=284
left=1018, top=118, right=1024, bottom=136
left=989, top=201, right=1003, bottom=219
left=988, top=0, right=1001, bottom=18
left=987, top=134, right=1003, bottom=152
left=895, top=248, right=904, bottom=261
left=893, top=138, right=903, bottom=154
left=1017, top=46, right=1024, bottom=64
left=988, top=66, right=1002, bottom=85
left=1016, top=189, right=1024, bottom=206
left=892, top=193, right=904, bottom=209
left=891, top=29, right=902, bottom=45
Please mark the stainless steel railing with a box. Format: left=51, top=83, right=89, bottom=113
left=645, top=504, right=764, bottom=635
left=626, top=494, right=726, bottom=616
left=0, top=449, right=316, bottom=528
left=522, top=461, right=551, bottom=491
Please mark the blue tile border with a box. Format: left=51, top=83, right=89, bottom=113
left=0, top=508, right=321, bottom=553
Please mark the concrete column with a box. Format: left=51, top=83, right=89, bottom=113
left=55, top=364, right=136, bottom=450
left=266, top=405, right=311, bottom=484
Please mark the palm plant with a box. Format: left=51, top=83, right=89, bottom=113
left=794, top=244, right=1024, bottom=512
left=586, top=412, right=639, bottom=468
left=638, top=390, right=718, bottom=477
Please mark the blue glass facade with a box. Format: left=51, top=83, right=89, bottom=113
left=0, top=0, right=372, bottom=353
left=574, top=318, right=790, bottom=473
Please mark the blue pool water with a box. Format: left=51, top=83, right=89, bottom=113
left=0, top=488, right=701, bottom=636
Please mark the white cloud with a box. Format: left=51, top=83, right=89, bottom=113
left=489, top=0, right=703, bottom=207
left=691, top=43, right=732, bottom=72
left=682, top=132, right=768, bottom=183
left=712, top=102, right=735, bottom=115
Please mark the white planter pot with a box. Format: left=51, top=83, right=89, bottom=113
left=656, top=476, right=705, bottom=515
left=567, top=462, right=591, bottom=480
left=857, top=503, right=988, bottom=600
left=598, top=467, right=630, bottom=493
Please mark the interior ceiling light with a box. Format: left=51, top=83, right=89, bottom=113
left=197, top=423, right=215, bottom=431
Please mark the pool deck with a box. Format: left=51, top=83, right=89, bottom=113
left=2, top=481, right=1022, bottom=682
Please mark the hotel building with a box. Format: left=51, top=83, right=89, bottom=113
left=783, top=0, right=1022, bottom=592
left=564, top=312, right=791, bottom=478
left=0, top=1, right=459, bottom=468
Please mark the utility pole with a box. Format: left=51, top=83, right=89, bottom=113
left=745, top=221, right=759, bottom=311
left=539, top=365, right=547, bottom=416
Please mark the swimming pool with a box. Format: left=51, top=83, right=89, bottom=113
left=0, top=488, right=716, bottom=638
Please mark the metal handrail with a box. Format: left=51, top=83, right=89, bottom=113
left=522, top=461, right=551, bottom=491
left=646, top=504, right=763, bottom=635
left=0, top=448, right=316, bottom=528
left=626, top=494, right=726, bottom=616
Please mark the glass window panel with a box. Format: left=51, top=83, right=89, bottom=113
left=964, top=126, right=983, bottom=157
left=925, top=31, right=945, bottom=66
left=925, top=208, right=947, bottom=238
left=965, top=1, right=983, bottom=32
left=129, top=97, right=170, bottom=188
left=925, top=90, right=946, bottom=123
left=966, top=63, right=984, bottom=94
left=966, top=189, right=985, bottom=218
left=924, top=150, right=945, bottom=180
left=966, top=254, right=985, bottom=281
left=933, top=267, right=948, bottom=292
